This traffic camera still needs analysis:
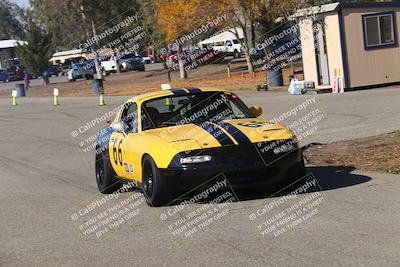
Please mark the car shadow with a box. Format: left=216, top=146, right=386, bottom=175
left=119, top=166, right=372, bottom=206
left=233, top=166, right=371, bottom=202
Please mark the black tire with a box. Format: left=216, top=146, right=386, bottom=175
left=85, top=74, right=94, bottom=80
left=141, top=155, right=170, bottom=207
left=95, top=150, right=122, bottom=194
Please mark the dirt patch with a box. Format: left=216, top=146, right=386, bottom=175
left=304, top=131, right=400, bottom=174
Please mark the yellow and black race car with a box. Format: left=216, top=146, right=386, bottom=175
left=95, top=87, right=305, bottom=206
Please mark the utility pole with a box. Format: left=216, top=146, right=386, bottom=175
left=80, top=5, right=103, bottom=80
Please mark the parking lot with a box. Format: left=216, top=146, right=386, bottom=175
left=0, top=88, right=399, bottom=266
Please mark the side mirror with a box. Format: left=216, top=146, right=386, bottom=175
left=111, top=121, right=127, bottom=137
left=249, top=106, right=263, bottom=117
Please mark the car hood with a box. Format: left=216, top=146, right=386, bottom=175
left=145, top=118, right=293, bottom=150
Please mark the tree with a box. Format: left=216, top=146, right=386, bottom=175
left=220, top=0, right=333, bottom=74
left=16, top=19, right=54, bottom=83
left=0, top=0, right=24, bottom=40
left=220, top=0, right=266, bottom=73
left=31, top=0, right=145, bottom=78
left=0, top=0, right=25, bottom=61
left=30, top=0, right=87, bottom=50
left=154, top=0, right=222, bottom=79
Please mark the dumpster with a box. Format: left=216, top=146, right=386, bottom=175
left=267, top=69, right=283, bottom=87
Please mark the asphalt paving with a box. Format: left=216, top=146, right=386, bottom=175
left=0, top=87, right=399, bottom=266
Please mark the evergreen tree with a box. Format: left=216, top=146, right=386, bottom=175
left=16, top=19, right=54, bottom=78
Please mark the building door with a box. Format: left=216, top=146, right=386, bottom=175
left=314, top=20, right=330, bottom=85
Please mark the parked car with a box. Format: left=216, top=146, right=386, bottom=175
left=45, top=65, right=60, bottom=77
left=59, top=64, right=72, bottom=76
left=208, top=39, right=243, bottom=58
left=6, top=65, right=24, bottom=81
left=142, top=55, right=154, bottom=64
left=165, top=50, right=193, bottom=69
left=0, top=69, right=8, bottom=82
left=191, top=47, right=224, bottom=65
left=251, top=48, right=267, bottom=61
left=159, top=50, right=177, bottom=61
left=101, top=55, right=122, bottom=75
left=64, top=57, right=86, bottom=67
left=67, top=61, right=95, bottom=81
left=119, top=54, right=145, bottom=71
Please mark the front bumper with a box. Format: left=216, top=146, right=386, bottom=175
left=160, top=141, right=305, bottom=195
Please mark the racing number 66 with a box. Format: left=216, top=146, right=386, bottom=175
left=112, top=139, right=123, bottom=166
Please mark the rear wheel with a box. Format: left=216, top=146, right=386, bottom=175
left=142, top=155, right=170, bottom=207
left=95, top=150, right=122, bottom=194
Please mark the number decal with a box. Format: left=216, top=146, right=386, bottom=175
left=117, top=139, right=123, bottom=166
left=112, top=138, right=123, bottom=166
left=113, top=140, right=118, bottom=165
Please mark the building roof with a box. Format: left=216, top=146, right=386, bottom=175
left=52, top=49, right=86, bottom=57
left=291, top=2, right=340, bottom=18
left=291, top=1, right=400, bottom=18
left=0, top=39, right=27, bottom=49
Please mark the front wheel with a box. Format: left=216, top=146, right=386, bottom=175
left=95, top=151, right=122, bottom=194
left=142, top=155, right=170, bottom=207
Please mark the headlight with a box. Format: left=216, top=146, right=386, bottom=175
left=273, top=143, right=296, bottom=154
left=180, top=155, right=212, bottom=164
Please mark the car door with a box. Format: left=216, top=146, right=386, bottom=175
left=109, top=102, right=140, bottom=181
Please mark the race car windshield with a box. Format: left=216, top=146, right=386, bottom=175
left=142, top=92, right=254, bottom=130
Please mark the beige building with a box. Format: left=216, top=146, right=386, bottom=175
left=294, top=2, right=400, bottom=90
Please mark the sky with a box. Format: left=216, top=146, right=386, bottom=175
left=9, top=0, right=30, bottom=8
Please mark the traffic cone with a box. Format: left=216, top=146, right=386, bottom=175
left=12, top=96, right=17, bottom=106
left=11, top=90, right=17, bottom=106
left=53, top=95, right=59, bottom=106
left=53, top=88, right=59, bottom=106
left=99, top=94, right=106, bottom=106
